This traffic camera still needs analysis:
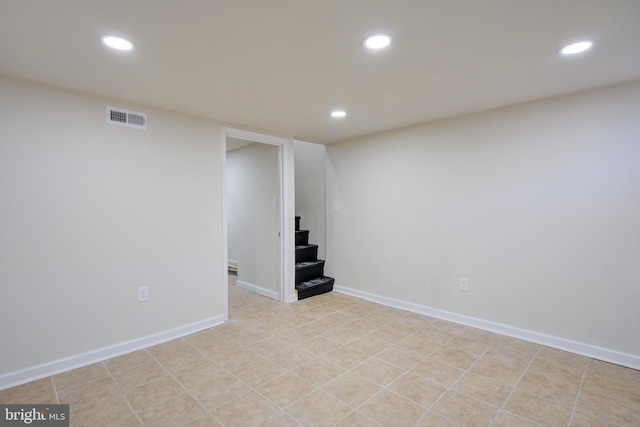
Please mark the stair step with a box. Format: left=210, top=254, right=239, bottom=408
left=295, top=260, right=325, bottom=284
left=296, top=276, right=334, bottom=300
left=295, top=230, right=309, bottom=246
left=295, top=244, right=318, bottom=263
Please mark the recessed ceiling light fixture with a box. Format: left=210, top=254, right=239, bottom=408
left=331, top=110, right=347, bottom=118
left=559, top=40, right=593, bottom=55
left=362, top=33, right=392, bottom=50
left=101, top=35, right=135, bottom=51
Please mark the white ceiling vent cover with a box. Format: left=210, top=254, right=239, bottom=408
left=106, top=106, right=147, bottom=130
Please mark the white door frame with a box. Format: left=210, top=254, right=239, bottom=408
left=221, top=127, right=293, bottom=320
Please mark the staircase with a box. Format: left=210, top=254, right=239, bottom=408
left=295, top=216, right=334, bottom=299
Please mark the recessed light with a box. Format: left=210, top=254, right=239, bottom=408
left=362, top=33, right=392, bottom=50
left=559, top=40, right=593, bottom=55
left=331, top=111, right=346, bottom=118
left=101, top=35, right=135, bottom=51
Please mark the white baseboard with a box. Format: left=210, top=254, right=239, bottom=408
left=236, top=280, right=279, bottom=301
left=287, top=293, right=299, bottom=303
left=0, top=315, right=225, bottom=390
left=334, top=285, right=640, bottom=370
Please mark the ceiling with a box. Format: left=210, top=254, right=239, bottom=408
left=1, top=1, right=639, bottom=144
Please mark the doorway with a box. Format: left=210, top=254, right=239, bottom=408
left=222, top=128, right=292, bottom=320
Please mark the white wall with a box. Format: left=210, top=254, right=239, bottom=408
left=0, top=76, right=225, bottom=386
left=325, top=81, right=640, bottom=363
left=226, top=143, right=280, bottom=299
left=294, top=140, right=326, bottom=259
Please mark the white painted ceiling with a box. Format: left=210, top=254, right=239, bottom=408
left=1, top=0, right=639, bottom=144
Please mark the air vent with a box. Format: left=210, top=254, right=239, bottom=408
left=106, top=106, right=147, bottom=130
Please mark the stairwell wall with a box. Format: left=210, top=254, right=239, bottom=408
left=325, top=81, right=640, bottom=362
left=226, top=143, right=281, bottom=299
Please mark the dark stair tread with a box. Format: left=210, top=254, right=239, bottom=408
left=295, top=260, right=325, bottom=269
left=295, top=244, right=318, bottom=250
left=295, top=276, right=334, bottom=290
left=296, top=276, right=334, bottom=299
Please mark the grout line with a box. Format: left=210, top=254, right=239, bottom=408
left=49, top=377, right=59, bottom=404
left=567, top=359, right=588, bottom=426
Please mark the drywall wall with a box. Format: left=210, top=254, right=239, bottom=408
left=325, top=81, right=640, bottom=359
left=0, top=76, right=225, bottom=384
left=294, top=140, right=326, bottom=259
left=226, top=142, right=281, bottom=299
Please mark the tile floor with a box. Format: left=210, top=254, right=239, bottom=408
left=1, top=281, right=639, bottom=426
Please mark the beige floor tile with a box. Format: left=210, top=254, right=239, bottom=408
left=431, top=391, right=498, bottom=427
left=335, top=411, right=384, bottom=426
left=320, top=324, right=362, bottom=344
left=346, top=335, right=391, bottom=355
left=137, top=392, right=206, bottom=427
left=527, top=357, right=583, bottom=386
left=248, top=336, right=292, bottom=357
left=147, top=338, right=194, bottom=359
left=387, top=372, right=447, bottom=407
left=537, top=346, right=589, bottom=376
left=469, top=356, right=525, bottom=385
left=351, top=357, right=405, bottom=386
left=124, top=375, right=185, bottom=412
left=411, top=358, right=465, bottom=387
left=575, top=388, right=640, bottom=426
left=517, top=370, right=580, bottom=407
left=259, top=411, right=304, bottom=427
left=445, top=335, right=493, bottom=356
left=345, top=318, right=386, bottom=334
left=9, top=285, right=640, bottom=427
left=504, top=389, right=573, bottom=427
left=321, top=345, right=370, bottom=370
left=492, top=410, right=542, bottom=427
left=117, top=415, right=144, bottom=426
left=482, top=345, right=536, bottom=369
left=299, top=318, right=335, bottom=336
left=582, top=369, right=640, bottom=401
left=296, top=335, right=340, bottom=356
left=70, top=392, right=134, bottom=427
left=452, top=371, right=513, bottom=407
left=189, top=374, right=251, bottom=410
left=172, top=359, right=228, bottom=390
left=269, top=347, right=315, bottom=370
left=182, top=413, right=223, bottom=427
left=211, top=390, right=279, bottom=427
left=154, top=346, right=210, bottom=375
left=104, top=349, right=154, bottom=374
left=359, top=389, right=426, bottom=426
left=285, top=390, right=352, bottom=427
left=53, top=363, right=109, bottom=391
left=323, top=372, right=382, bottom=407
left=491, top=336, right=541, bottom=356
left=414, top=411, right=463, bottom=426
left=0, top=377, right=55, bottom=403
left=376, top=345, right=425, bottom=370
left=57, top=375, right=120, bottom=408
left=570, top=411, right=621, bottom=427
left=397, top=334, right=442, bottom=356
left=276, top=327, right=317, bottom=345
left=367, top=324, right=413, bottom=344
left=210, top=347, right=264, bottom=372
left=111, top=359, right=167, bottom=390
left=231, top=358, right=287, bottom=388
left=429, top=347, right=478, bottom=370
left=257, top=373, right=316, bottom=408
left=292, top=358, right=345, bottom=387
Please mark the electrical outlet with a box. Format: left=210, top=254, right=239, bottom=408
left=459, top=278, right=469, bottom=292
left=138, top=286, right=149, bottom=302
